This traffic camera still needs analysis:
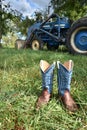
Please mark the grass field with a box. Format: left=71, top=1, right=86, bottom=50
left=0, top=48, right=87, bottom=130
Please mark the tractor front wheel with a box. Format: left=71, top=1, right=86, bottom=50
left=31, top=37, right=43, bottom=50
left=66, top=17, right=87, bottom=55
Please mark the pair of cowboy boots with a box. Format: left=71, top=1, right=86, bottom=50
left=36, top=60, right=78, bottom=112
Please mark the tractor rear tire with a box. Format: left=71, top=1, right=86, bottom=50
left=66, top=17, right=87, bottom=55
left=31, top=37, right=43, bottom=50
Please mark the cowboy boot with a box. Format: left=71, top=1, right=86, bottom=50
left=36, top=60, right=55, bottom=109
left=57, top=60, right=78, bottom=112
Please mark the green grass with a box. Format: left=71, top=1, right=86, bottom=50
left=0, top=48, right=87, bottom=130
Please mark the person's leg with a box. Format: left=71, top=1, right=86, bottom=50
left=57, top=60, right=78, bottom=111
left=36, top=60, right=55, bottom=109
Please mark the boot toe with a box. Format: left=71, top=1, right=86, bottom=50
left=36, top=90, right=51, bottom=109
left=66, top=103, right=78, bottom=112
left=60, top=90, right=78, bottom=112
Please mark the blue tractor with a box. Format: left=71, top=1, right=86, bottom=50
left=24, top=13, right=87, bottom=55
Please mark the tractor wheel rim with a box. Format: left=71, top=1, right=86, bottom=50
left=32, top=40, right=39, bottom=50
left=71, top=27, right=87, bottom=53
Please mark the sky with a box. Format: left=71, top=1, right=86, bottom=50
left=3, top=0, right=51, bottom=18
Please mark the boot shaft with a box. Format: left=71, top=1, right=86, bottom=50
left=40, top=60, right=55, bottom=94
left=57, top=60, right=73, bottom=96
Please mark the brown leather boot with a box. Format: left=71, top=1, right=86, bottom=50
left=36, top=89, right=51, bottom=109
left=60, top=90, right=78, bottom=112
left=36, top=60, right=55, bottom=109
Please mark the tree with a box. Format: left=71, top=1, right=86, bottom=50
left=0, top=0, right=35, bottom=46
left=34, top=11, right=43, bottom=21
left=14, top=16, right=34, bottom=36
left=2, top=32, right=18, bottom=47
left=0, top=0, right=23, bottom=45
left=51, top=0, right=87, bottom=20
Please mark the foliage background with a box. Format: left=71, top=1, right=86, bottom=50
left=51, top=0, right=87, bottom=20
